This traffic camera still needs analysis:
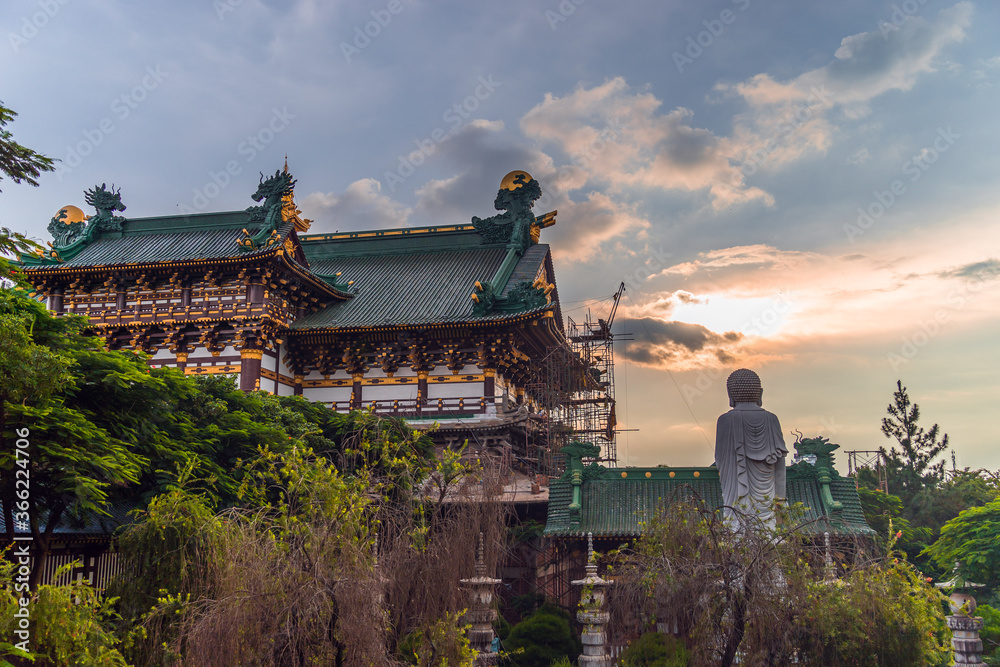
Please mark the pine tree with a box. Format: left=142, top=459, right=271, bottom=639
left=881, top=380, right=948, bottom=499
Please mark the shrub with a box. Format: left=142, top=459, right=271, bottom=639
left=619, top=631, right=690, bottom=666
left=978, top=604, right=1000, bottom=666
left=505, top=603, right=580, bottom=667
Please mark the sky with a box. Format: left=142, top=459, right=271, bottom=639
left=2, top=0, right=998, bottom=473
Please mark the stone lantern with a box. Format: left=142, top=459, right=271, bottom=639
left=937, top=564, right=987, bottom=666
left=572, top=532, right=612, bottom=667
left=460, top=533, right=501, bottom=665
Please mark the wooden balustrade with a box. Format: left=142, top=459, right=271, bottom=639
left=328, top=396, right=488, bottom=417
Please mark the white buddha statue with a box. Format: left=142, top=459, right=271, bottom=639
left=715, top=369, right=787, bottom=530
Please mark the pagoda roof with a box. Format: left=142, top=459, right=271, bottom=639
left=292, top=224, right=559, bottom=330
left=29, top=211, right=290, bottom=269
left=544, top=463, right=875, bottom=539
left=22, top=170, right=567, bottom=330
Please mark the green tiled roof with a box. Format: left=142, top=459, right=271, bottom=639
left=544, top=466, right=875, bottom=538
left=26, top=211, right=289, bottom=268
left=293, top=225, right=554, bottom=329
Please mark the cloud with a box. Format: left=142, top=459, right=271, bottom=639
left=620, top=317, right=743, bottom=369
left=716, top=3, right=970, bottom=171
left=520, top=78, right=773, bottom=209
left=661, top=244, right=819, bottom=279
left=848, top=147, right=871, bottom=164
left=938, top=258, right=1000, bottom=282
left=302, top=178, right=411, bottom=232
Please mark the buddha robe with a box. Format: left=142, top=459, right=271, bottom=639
left=715, top=402, right=787, bottom=528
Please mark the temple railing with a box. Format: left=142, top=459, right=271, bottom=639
left=327, top=396, right=490, bottom=417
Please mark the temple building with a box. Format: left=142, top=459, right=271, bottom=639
left=540, top=436, right=876, bottom=605
left=19, top=167, right=618, bottom=476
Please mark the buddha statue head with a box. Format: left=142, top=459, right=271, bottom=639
left=726, top=368, right=763, bottom=407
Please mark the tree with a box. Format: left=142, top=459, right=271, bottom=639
left=881, top=380, right=949, bottom=500
left=0, top=101, right=55, bottom=280
left=925, top=497, right=1000, bottom=595
left=0, top=102, right=54, bottom=192
left=607, top=498, right=950, bottom=666
left=504, top=603, right=580, bottom=667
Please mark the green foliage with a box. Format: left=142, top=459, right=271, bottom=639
left=406, top=611, right=476, bottom=667
left=619, top=631, right=690, bottom=666
left=0, top=556, right=127, bottom=666
left=924, top=497, right=1000, bottom=594
left=881, top=380, right=949, bottom=501
left=977, top=604, right=1000, bottom=666
left=106, top=465, right=221, bottom=641
left=794, top=551, right=950, bottom=665
left=0, top=102, right=55, bottom=192
left=907, top=469, right=998, bottom=533
left=494, top=613, right=512, bottom=641
left=505, top=603, right=580, bottom=667
left=856, top=488, right=934, bottom=568
left=613, top=499, right=949, bottom=666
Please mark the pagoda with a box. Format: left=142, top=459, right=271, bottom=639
left=19, top=168, right=601, bottom=473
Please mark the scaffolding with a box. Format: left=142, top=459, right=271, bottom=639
left=528, top=285, right=624, bottom=475
left=846, top=449, right=889, bottom=493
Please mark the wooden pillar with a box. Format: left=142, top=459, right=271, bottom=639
left=48, top=288, right=64, bottom=313
left=351, top=373, right=363, bottom=409
left=116, top=287, right=126, bottom=310
left=240, top=349, right=263, bottom=392
left=417, top=370, right=429, bottom=408
left=483, top=368, right=496, bottom=408
left=174, top=352, right=188, bottom=371
left=247, top=280, right=265, bottom=305
left=294, top=375, right=304, bottom=396
left=180, top=285, right=192, bottom=308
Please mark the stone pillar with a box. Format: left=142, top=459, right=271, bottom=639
left=240, top=349, right=263, bottom=392
left=947, top=591, right=986, bottom=667
left=948, top=615, right=986, bottom=665
left=460, top=534, right=500, bottom=666
left=572, top=533, right=612, bottom=667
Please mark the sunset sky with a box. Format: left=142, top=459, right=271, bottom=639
left=2, top=0, right=998, bottom=472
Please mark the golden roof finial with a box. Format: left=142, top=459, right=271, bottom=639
left=280, top=158, right=312, bottom=233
